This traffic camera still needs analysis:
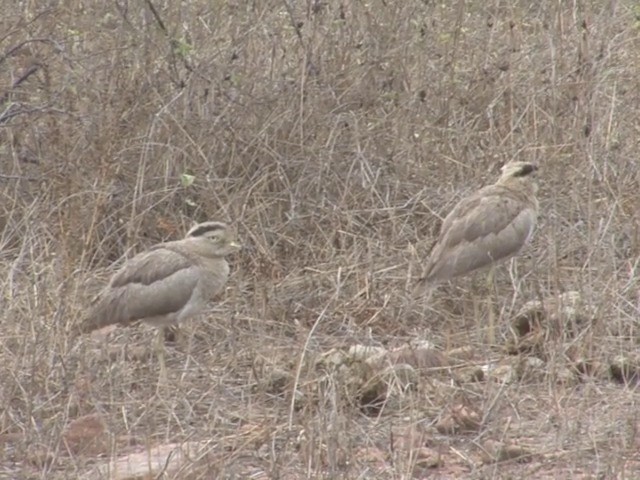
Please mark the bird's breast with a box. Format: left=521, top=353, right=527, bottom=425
left=198, top=258, right=230, bottom=299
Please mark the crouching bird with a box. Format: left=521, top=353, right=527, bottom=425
left=416, top=161, right=539, bottom=295
left=75, top=221, right=241, bottom=377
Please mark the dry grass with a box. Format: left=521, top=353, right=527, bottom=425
left=1, top=0, right=639, bottom=478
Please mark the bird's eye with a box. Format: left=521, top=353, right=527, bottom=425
left=514, top=164, right=537, bottom=177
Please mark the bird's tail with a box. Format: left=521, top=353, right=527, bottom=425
left=69, top=293, right=122, bottom=338
left=412, top=274, right=430, bottom=297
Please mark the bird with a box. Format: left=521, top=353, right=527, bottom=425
left=76, top=220, right=241, bottom=376
left=416, top=161, right=539, bottom=292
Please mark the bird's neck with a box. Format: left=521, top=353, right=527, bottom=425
left=500, top=179, right=539, bottom=211
left=498, top=177, right=537, bottom=194
left=171, top=238, right=225, bottom=260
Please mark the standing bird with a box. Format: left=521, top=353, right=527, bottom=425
left=76, top=221, right=241, bottom=375
left=417, top=161, right=539, bottom=292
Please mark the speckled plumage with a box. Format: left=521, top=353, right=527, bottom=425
left=418, top=161, right=539, bottom=287
left=78, top=221, right=239, bottom=334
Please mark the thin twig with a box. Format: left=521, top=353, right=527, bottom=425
left=0, top=174, right=40, bottom=181
left=0, top=64, right=42, bottom=106
left=281, top=0, right=318, bottom=75
left=0, top=38, right=60, bottom=66
left=142, top=0, right=168, bottom=34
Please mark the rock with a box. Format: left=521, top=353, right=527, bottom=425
left=609, top=354, right=640, bottom=385
left=570, top=357, right=600, bottom=377
left=83, top=441, right=210, bottom=479
left=414, top=446, right=443, bottom=469
left=26, top=445, right=54, bottom=468
left=314, top=343, right=435, bottom=416
left=456, top=366, right=485, bottom=383
left=555, top=367, right=578, bottom=385
left=511, top=304, right=545, bottom=338
left=354, top=446, right=390, bottom=472
left=515, top=356, right=546, bottom=382
left=341, top=361, right=418, bottom=415
left=347, top=344, right=388, bottom=363
left=315, top=348, right=349, bottom=371
left=384, top=344, right=449, bottom=370
left=260, top=367, right=292, bottom=395
left=447, top=345, right=477, bottom=361
left=409, top=339, right=437, bottom=350
left=360, top=362, right=422, bottom=414
left=357, top=365, right=388, bottom=415
left=62, top=413, right=108, bottom=456
left=382, top=363, right=419, bottom=392
left=480, top=439, right=535, bottom=463
left=87, top=324, right=118, bottom=339
left=504, top=330, right=545, bottom=356
left=315, top=357, right=387, bottom=414
left=511, top=291, right=594, bottom=339
left=391, top=424, right=428, bottom=451
left=483, top=363, right=516, bottom=384
left=436, top=404, right=481, bottom=434
left=291, top=388, right=306, bottom=410
left=106, top=344, right=154, bottom=363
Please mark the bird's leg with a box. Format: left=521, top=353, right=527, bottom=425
left=155, top=328, right=168, bottom=382
left=508, top=258, right=519, bottom=289
left=485, top=266, right=498, bottom=346
left=163, top=324, right=182, bottom=345
left=507, top=258, right=522, bottom=312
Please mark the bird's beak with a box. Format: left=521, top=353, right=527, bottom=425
left=229, top=241, right=242, bottom=250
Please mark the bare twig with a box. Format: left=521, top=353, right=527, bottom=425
left=0, top=64, right=42, bottom=106
left=142, top=0, right=168, bottom=34
left=281, top=0, right=318, bottom=75
left=0, top=38, right=61, bottom=66
left=0, top=174, right=41, bottom=181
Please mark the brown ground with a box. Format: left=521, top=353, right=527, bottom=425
left=1, top=1, right=639, bottom=479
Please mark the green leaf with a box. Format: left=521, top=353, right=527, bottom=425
left=173, top=38, right=194, bottom=59
left=180, top=173, right=195, bottom=187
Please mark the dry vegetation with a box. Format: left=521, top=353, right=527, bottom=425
left=1, top=0, right=640, bottom=478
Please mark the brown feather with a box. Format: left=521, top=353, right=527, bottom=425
left=440, top=186, right=536, bottom=250
left=420, top=179, right=538, bottom=285
left=108, top=246, right=193, bottom=288
left=76, top=230, right=235, bottom=335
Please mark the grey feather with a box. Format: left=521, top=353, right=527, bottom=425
left=108, top=247, right=194, bottom=288
left=76, top=221, right=238, bottom=335
left=424, top=206, right=536, bottom=282
left=419, top=163, right=539, bottom=286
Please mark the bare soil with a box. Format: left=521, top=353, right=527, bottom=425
left=1, top=1, right=639, bottom=478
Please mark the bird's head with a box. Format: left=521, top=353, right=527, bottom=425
left=500, top=161, right=538, bottom=179
left=498, top=161, right=539, bottom=191
left=186, top=221, right=241, bottom=256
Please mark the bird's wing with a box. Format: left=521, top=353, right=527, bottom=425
left=422, top=187, right=537, bottom=282
left=78, top=247, right=202, bottom=333
left=442, top=187, right=535, bottom=247
left=120, top=266, right=201, bottom=321
left=108, top=244, right=191, bottom=288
